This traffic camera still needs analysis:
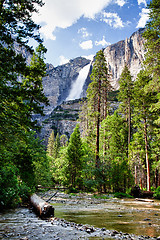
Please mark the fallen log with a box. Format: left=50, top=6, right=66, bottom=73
left=30, top=194, right=54, bottom=218
left=135, top=198, right=154, bottom=202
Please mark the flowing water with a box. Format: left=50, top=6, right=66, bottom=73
left=53, top=198, right=160, bottom=238
left=66, top=63, right=91, bottom=100
left=0, top=198, right=160, bottom=239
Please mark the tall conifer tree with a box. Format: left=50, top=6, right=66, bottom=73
left=118, top=65, right=133, bottom=156
left=132, top=70, right=157, bottom=191
left=66, top=124, right=83, bottom=188
left=86, top=50, right=111, bottom=166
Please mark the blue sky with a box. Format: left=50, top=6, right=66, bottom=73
left=32, top=0, right=151, bottom=66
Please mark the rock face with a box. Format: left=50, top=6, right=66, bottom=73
left=103, top=28, right=146, bottom=90
left=38, top=28, right=146, bottom=143
left=14, top=28, right=147, bottom=143
left=42, top=57, right=90, bottom=114
left=39, top=99, right=83, bottom=145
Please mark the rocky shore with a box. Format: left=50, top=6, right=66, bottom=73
left=37, top=191, right=160, bottom=240
left=1, top=191, right=160, bottom=240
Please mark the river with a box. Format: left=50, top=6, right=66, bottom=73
left=0, top=192, right=160, bottom=240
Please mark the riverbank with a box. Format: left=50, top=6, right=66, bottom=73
left=39, top=191, right=160, bottom=239
left=0, top=191, right=160, bottom=240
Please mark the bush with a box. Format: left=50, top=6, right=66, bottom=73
left=153, top=186, right=160, bottom=199
left=19, top=182, right=32, bottom=203
left=66, top=187, right=79, bottom=193
left=0, top=164, right=32, bottom=209
left=84, top=179, right=96, bottom=192
left=92, top=194, right=110, bottom=199
left=114, top=192, right=133, bottom=198
left=0, top=164, right=20, bottom=209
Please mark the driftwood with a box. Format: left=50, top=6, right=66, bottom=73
left=46, top=191, right=59, bottom=202
left=36, top=185, right=68, bottom=190
left=30, top=194, right=54, bottom=218
left=135, top=198, right=154, bottom=202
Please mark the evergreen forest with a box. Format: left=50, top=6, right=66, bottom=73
left=0, top=0, right=159, bottom=209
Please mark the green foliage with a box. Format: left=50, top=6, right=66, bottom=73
left=100, top=112, right=128, bottom=159
left=0, top=164, right=32, bottom=209
left=66, top=124, right=84, bottom=188
left=92, top=194, right=110, bottom=199
left=118, top=65, right=133, bottom=105
left=114, top=192, right=133, bottom=199
left=54, top=133, right=61, bottom=158
left=84, top=49, right=112, bottom=172
left=0, top=164, right=20, bottom=209
left=47, top=130, right=55, bottom=157
left=60, top=134, right=68, bottom=147
left=118, top=65, right=133, bottom=150
left=0, top=2, right=48, bottom=143
left=50, top=110, right=79, bottom=121
left=0, top=130, right=52, bottom=208
left=131, top=70, right=158, bottom=191
left=66, top=188, right=79, bottom=194
left=143, top=0, right=160, bottom=141
left=50, top=146, right=68, bottom=185
left=109, top=158, right=134, bottom=193
left=143, top=0, right=160, bottom=85
left=153, top=186, right=160, bottom=199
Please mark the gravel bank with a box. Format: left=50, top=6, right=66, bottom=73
left=1, top=192, right=159, bottom=240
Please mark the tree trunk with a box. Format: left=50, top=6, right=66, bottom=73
left=30, top=194, right=54, bottom=218
left=128, top=97, right=131, bottom=157
left=144, top=118, right=150, bottom=191
left=96, top=78, right=101, bottom=168
left=135, top=165, right=137, bottom=185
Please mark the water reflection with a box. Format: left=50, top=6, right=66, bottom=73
left=54, top=199, right=160, bottom=237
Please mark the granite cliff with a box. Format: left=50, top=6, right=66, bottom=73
left=16, top=28, right=146, bottom=115
left=38, top=28, right=146, bottom=143
left=72, top=28, right=146, bottom=98
left=43, top=57, right=91, bottom=115
left=15, top=28, right=147, bottom=143
left=104, top=28, right=146, bottom=90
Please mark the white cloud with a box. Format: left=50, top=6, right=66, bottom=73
left=78, top=27, right=92, bottom=38
left=115, top=0, right=126, bottom=7
left=137, top=0, right=147, bottom=6
left=95, top=36, right=111, bottom=47
left=82, top=54, right=94, bottom=61
left=79, top=40, right=93, bottom=50
left=102, top=11, right=124, bottom=28
left=59, top=55, right=69, bottom=65
left=136, top=8, right=150, bottom=28
left=32, top=0, right=126, bottom=40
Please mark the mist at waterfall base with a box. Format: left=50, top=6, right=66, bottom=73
left=66, top=63, right=91, bottom=101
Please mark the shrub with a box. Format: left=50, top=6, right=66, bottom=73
left=0, top=164, right=20, bottom=209
left=153, top=186, right=160, bottom=199
left=19, top=182, right=32, bottom=203
left=114, top=192, right=133, bottom=198
left=0, top=164, right=32, bottom=209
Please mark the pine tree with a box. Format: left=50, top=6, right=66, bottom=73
left=60, top=134, right=68, bottom=147
left=54, top=133, right=61, bottom=158
left=47, top=131, right=55, bottom=157
left=0, top=1, right=47, bottom=143
left=66, top=124, right=84, bottom=188
left=142, top=0, right=160, bottom=165
left=100, top=112, right=132, bottom=192
left=143, top=0, right=160, bottom=92
left=118, top=65, right=133, bottom=156
left=132, top=70, right=157, bottom=191
left=86, top=50, right=111, bottom=166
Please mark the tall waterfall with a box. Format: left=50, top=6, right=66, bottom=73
left=66, top=63, right=91, bottom=101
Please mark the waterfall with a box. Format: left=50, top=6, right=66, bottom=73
left=66, top=63, right=91, bottom=101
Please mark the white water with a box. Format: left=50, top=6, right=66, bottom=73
left=66, top=63, right=91, bottom=100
